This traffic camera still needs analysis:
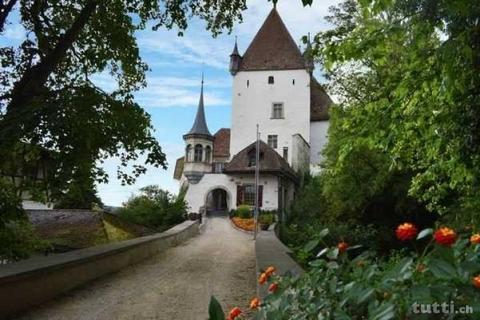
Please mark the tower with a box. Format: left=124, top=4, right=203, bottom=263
left=183, top=75, right=214, bottom=184
left=229, top=7, right=311, bottom=165
left=229, top=37, right=242, bottom=75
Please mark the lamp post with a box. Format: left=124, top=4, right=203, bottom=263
left=254, top=124, right=260, bottom=240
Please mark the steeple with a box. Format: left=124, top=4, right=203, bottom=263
left=184, top=74, right=212, bottom=138
left=229, top=36, right=242, bottom=75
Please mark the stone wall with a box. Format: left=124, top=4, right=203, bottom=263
left=0, top=220, right=200, bottom=318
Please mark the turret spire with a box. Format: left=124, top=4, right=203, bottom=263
left=184, top=73, right=212, bottom=137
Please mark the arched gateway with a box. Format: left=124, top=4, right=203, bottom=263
left=205, top=187, right=230, bottom=215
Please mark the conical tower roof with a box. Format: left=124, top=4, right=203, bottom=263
left=239, top=7, right=306, bottom=71
left=184, top=75, right=212, bottom=139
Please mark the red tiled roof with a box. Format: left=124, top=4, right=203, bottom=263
left=213, top=128, right=230, bottom=158
left=239, top=8, right=306, bottom=71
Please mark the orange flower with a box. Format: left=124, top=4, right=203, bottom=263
left=395, top=223, right=418, bottom=241
left=416, top=263, right=426, bottom=273
left=265, top=266, right=276, bottom=277
left=249, top=297, right=260, bottom=310
left=470, top=234, right=480, bottom=245
left=434, top=227, right=457, bottom=246
left=258, top=272, right=268, bottom=285
left=472, top=275, right=480, bottom=289
left=337, top=241, right=349, bottom=253
left=268, top=283, right=278, bottom=293
left=227, top=307, right=242, bottom=320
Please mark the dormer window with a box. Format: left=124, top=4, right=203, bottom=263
left=268, top=76, right=274, bottom=84
left=248, top=151, right=256, bottom=167
left=271, top=103, right=284, bottom=119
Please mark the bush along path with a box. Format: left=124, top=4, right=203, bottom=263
left=210, top=224, right=480, bottom=319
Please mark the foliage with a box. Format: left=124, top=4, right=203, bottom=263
left=255, top=226, right=480, bottom=319
left=235, top=205, right=252, bottom=219
left=118, top=185, right=186, bottom=230
left=0, top=179, right=47, bottom=262
left=312, top=0, right=480, bottom=222
left=259, top=211, right=276, bottom=225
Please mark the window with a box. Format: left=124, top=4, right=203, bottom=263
left=247, top=80, right=249, bottom=87
left=244, top=184, right=256, bottom=205
left=248, top=150, right=256, bottom=167
left=268, top=76, right=274, bottom=84
left=185, top=144, right=192, bottom=162
left=283, top=147, right=288, bottom=160
left=271, top=103, right=284, bottom=119
left=292, top=79, right=295, bottom=85
left=194, top=144, right=203, bottom=162
left=268, top=135, right=278, bottom=149
left=205, top=146, right=212, bottom=163
left=237, top=185, right=263, bottom=207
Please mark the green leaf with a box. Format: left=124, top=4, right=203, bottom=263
left=417, top=228, right=433, bottom=240
left=304, top=239, right=320, bottom=253
left=428, top=258, right=457, bottom=280
left=319, top=228, right=330, bottom=239
left=208, top=296, right=225, bottom=320
left=316, top=247, right=329, bottom=257
left=369, top=303, right=396, bottom=320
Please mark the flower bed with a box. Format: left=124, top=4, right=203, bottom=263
left=209, top=224, right=480, bottom=319
left=231, top=217, right=254, bottom=232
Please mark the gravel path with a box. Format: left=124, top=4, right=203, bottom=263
left=17, top=217, right=257, bottom=320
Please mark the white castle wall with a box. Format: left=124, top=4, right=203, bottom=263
left=230, top=69, right=311, bottom=165
left=184, top=173, right=280, bottom=213
left=310, top=121, right=329, bottom=166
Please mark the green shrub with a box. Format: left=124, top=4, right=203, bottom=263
left=119, top=185, right=186, bottom=230
left=259, top=211, right=276, bottom=225
left=235, top=205, right=252, bottom=219
left=0, top=179, right=47, bottom=262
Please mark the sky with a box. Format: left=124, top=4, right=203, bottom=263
left=2, top=0, right=341, bottom=206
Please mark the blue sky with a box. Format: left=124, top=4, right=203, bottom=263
left=2, top=0, right=340, bottom=206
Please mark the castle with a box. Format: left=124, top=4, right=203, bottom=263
left=174, top=7, right=333, bottom=217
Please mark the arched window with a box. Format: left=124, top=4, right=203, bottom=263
left=205, top=146, right=212, bottom=163
left=186, top=144, right=192, bottom=162
left=194, top=144, right=203, bottom=162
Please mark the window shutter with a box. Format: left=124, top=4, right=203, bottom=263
left=237, top=186, right=244, bottom=206
left=258, top=185, right=263, bottom=207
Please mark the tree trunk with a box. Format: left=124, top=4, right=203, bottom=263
left=0, top=0, right=17, bottom=32
left=6, top=0, right=98, bottom=114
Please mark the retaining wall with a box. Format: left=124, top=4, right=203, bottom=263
left=255, top=225, right=304, bottom=298
left=0, top=220, right=200, bottom=318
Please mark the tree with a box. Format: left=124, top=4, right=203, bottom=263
left=314, top=0, right=480, bottom=223
left=0, top=0, right=247, bottom=204
left=119, top=185, right=187, bottom=229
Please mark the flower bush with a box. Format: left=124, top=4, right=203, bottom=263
left=231, top=217, right=254, bottom=232
left=209, top=225, right=480, bottom=319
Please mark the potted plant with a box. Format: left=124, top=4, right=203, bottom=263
left=259, top=212, right=275, bottom=231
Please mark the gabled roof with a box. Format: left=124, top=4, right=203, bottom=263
left=239, top=8, right=306, bottom=71
left=310, top=77, right=333, bottom=121
left=224, top=140, right=297, bottom=181
left=184, top=78, right=212, bottom=138
left=213, top=128, right=230, bottom=158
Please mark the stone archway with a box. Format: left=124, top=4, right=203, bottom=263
left=205, top=186, right=231, bottom=215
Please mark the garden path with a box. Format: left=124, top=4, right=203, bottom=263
left=16, top=216, right=256, bottom=320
